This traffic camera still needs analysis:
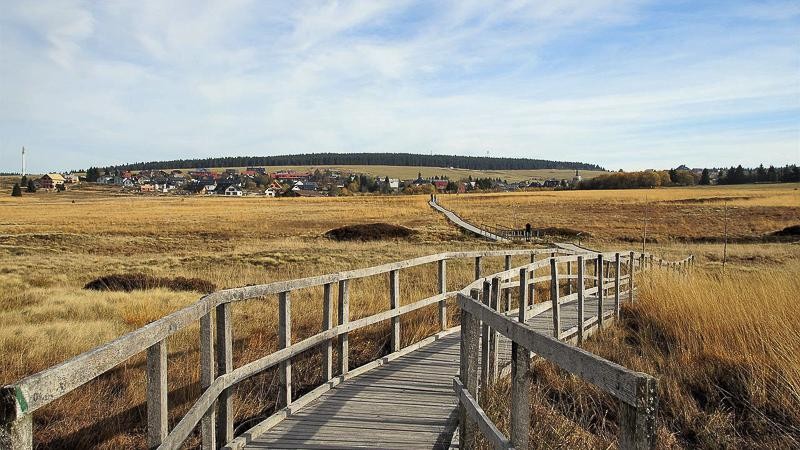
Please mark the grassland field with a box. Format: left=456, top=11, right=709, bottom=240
left=0, top=181, right=798, bottom=448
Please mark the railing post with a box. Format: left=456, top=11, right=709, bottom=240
left=490, top=277, right=501, bottom=383
left=566, top=260, right=572, bottom=295
left=323, top=283, right=333, bottom=381
left=504, top=255, right=512, bottom=311
left=215, top=302, right=233, bottom=447
left=528, top=253, right=536, bottom=304
left=480, top=280, right=491, bottom=391
left=577, top=256, right=585, bottom=344
left=614, top=253, right=621, bottom=318
left=390, top=270, right=401, bottom=353
left=474, top=256, right=482, bottom=280
left=629, top=251, right=636, bottom=303
left=0, top=406, right=32, bottom=450
left=278, top=291, right=292, bottom=408
left=459, top=289, right=481, bottom=449
left=200, top=311, right=216, bottom=450
left=597, top=254, right=605, bottom=328
left=438, top=259, right=447, bottom=330
left=619, top=376, right=658, bottom=450
left=511, top=267, right=531, bottom=449
left=338, top=279, right=350, bottom=375
left=146, top=340, right=168, bottom=449
left=550, top=257, right=560, bottom=338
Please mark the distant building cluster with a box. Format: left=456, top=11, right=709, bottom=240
left=23, top=167, right=592, bottom=197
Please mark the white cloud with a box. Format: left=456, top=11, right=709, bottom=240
left=0, top=0, right=797, bottom=172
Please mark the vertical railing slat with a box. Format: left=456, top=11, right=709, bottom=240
left=597, top=254, right=605, bottom=328
left=480, top=280, right=491, bottom=391
left=490, top=277, right=501, bottom=383
left=629, top=251, right=636, bottom=303
left=510, top=267, right=531, bottom=448
left=504, top=255, right=512, bottom=311
left=577, top=256, right=585, bottom=344
left=200, top=312, right=216, bottom=450
left=215, top=303, right=233, bottom=446
left=278, top=291, right=292, bottom=408
left=438, top=259, right=447, bottom=330
left=459, top=289, right=481, bottom=449
left=322, top=283, right=333, bottom=381
left=338, top=279, right=350, bottom=375
left=474, top=256, right=482, bottom=280
left=146, top=340, right=168, bottom=449
left=550, top=257, right=560, bottom=338
left=619, top=377, right=658, bottom=449
left=614, top=253, right=621, bottom=318
left=390, top=270, right=401, bottom=353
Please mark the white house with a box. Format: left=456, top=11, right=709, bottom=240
left=224, top=185, right=243, bottom=196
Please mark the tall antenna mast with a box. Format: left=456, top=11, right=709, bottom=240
left=21, top=146, right=26, bottom=177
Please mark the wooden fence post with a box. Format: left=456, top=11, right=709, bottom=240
left=322, top=283, right=333, bottom=381
left=504, top=255, right=512, bottom=311
left=511, top=267, right=531, bottom=449
left=438, top=259, right=447, bottom=330
left=146, top=340, right=168, bottom=449
left=0, top=408, right=32, bottom=450
left=597, top=254, right=605, bottom=328
left=279, top=291, right=292, bottom=408
left=480, top=280, right=491, bottom=391
left=528, top=253, right=536, bottom=305
left=629, top=251, right=636, bottom=302
left=614, top=253, right=621, bottom=318
left=390, top=270, right=401, bottom=352
left=490, top=277, right=501, bottom=382
left=550, top=257, right=560, bottom=338
left=215, top=303, right=233, bottom=446
left=619, top=376, right=658, bottom=450
left=566, top=260, right=572, bottom=295
left=200, top=311, right=216, bottom=450
left=459, top=289, right=481, bottom=449
left=338, top=279, right=350, bottom=375
left=474, top=256, right=482, bottom=280
left=577, top=256, right=585, bottom=344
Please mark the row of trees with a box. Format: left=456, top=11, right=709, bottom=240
left=718, top=164, right=799, bottom=184
left=110, top=153, right=604, bottom=172
left=578, top=170, right=691, bottom=190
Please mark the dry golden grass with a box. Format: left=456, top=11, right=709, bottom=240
left=0, top=183, right=798, bottom=448
left=438, top=183, right=800, bottom=241
left=480, top=249, right=800, bottom=449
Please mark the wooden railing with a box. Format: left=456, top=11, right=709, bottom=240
left=454, top=252, right=694, bottom=450
left=2, top=247, right=613, bottom=450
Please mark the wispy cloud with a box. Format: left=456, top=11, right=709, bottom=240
left=0, top=0, right=797, bottom=172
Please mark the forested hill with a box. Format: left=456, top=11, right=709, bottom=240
left=114, top=153, right=604, bottom=171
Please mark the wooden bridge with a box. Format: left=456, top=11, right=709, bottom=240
left=1, top=247, right=694, bottom=450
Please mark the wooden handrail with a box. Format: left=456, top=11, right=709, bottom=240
left=454, top=253, right=692, bottom=450
left=0, top=247, right=693, bottom=450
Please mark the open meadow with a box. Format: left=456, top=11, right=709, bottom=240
left=1, top=182, right=798, bottom=448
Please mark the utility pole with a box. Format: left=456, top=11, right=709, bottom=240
left=21, top=146, right=26, bottom=177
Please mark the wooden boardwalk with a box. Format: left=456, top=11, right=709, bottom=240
left=429, top=199, right=508, bottom=242
left=244, top=295, right=611, bottom=449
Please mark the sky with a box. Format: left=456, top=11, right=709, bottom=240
left=0, top=0, right=798, bottom=173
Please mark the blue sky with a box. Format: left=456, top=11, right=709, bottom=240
left=1, top=0, right=798, bottom=173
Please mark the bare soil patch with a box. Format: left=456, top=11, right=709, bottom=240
left=324, top=223, right=415, bottom=241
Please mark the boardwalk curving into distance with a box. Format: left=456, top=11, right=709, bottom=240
left=243, top=294, right=614, bottom=449
left=1, top=243, right=694, bottom=450
left=428, top=198, right=508, bottom=242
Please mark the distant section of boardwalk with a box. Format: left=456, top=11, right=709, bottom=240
left=244, top=294, right=611, bottom=449
left=429, top=199, right=508, bottom=242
